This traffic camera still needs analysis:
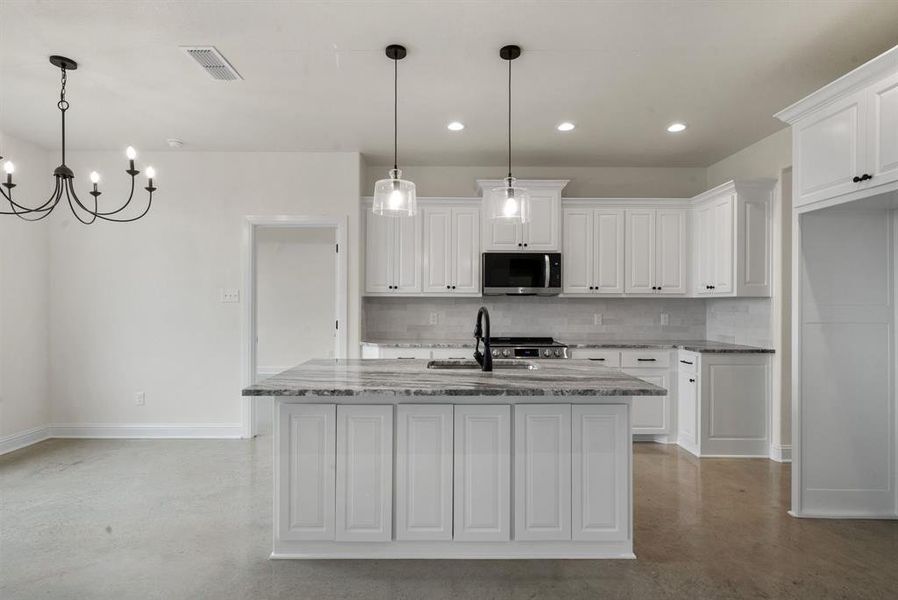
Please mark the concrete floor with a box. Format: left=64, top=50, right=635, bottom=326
left=1, top=439, right=896, bottom=600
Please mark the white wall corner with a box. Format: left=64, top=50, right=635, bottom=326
left=0, top=425, right=52, bottom=455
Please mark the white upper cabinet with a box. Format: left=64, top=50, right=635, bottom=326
left=421, top=204, right=481, bottom=295
left=776, top=46, right=898, bottom=209
left=478, top=180, right=568, bottom=252
left=624, top=207, right=687, bottom=295
left=868, top=71, right=898, bottom=186
left=365, top=209, right=422, bottom=295
left=562, top=207, right=624, bottom=294
left=692, top=180, right=773, bottom=297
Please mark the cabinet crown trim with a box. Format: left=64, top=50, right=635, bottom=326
left=690, top=178, right=776, bottom=205
left=563, top=198, right=690, bottom=208
left=476, top=179, right=570, bottom=192
left=775, top=44, right=898, bottom=124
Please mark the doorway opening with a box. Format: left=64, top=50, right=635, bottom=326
left=241, top=216, right=348, bottom=437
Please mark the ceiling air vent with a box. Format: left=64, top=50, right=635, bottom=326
left=181, top=46, right=242, bottom=81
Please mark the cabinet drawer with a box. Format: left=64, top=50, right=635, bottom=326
left=570, top=349, right=621, bottom=367
left=620, top=350, right=671, bottom=369
left=677, top=351, right=699, bottom=375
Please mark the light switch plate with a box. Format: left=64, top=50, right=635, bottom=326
left=135, top=392, right=146, bottom=406
left=220, top=288, right=240, bottom=303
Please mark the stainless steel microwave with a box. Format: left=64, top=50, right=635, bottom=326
left=482, top=252, right=562, bottom=296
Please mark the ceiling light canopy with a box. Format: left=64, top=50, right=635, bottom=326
left=667, top=122, right=687, bottom=133
left=447, top=121, right=465, bottom=131
left=1, top=56, right=157, bottom=223
left=373, top=44, right=416, bottom=218
left=557, top=122, right=575, bottom=132
left=488, top=45, right=529, bottom=224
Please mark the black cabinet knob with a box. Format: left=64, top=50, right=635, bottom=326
left=523, top=243, right=528, bottom=247
left=446, top=285, right=450, bottom=289
left=452, top=285, right=456, bottom=289
left=853, top=176, right=862, bottom=183
left=689, top=378, right=695, bottom=383
left=862, top=173, right=873, bottom=181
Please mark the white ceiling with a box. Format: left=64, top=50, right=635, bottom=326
left=2, top=0, right=897, bottom=167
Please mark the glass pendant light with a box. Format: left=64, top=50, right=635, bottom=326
left=373, top=44, right=417, bottom=217
left=488, top=45, right=529, bottom=223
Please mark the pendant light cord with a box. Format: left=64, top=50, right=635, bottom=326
left=393, top=58, right=398, bottom=172
left=507, top=58, right=512, bottom=179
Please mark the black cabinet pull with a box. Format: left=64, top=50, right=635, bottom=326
left=862, top=173, right=873, bottom=181
left=588, top=358, right=606, bottom=361
left=853, top=176, right=862, bottom=183
left=637, top=358, right=657, bottom=362
left=689, top=378, right=695, bottom=383
left=680, top=360, right=694, bottom=365
left=446, top=285, right=451, bottom=289
left=452, top=285, right=456, bottom=289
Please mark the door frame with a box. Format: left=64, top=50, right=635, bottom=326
left=241, top=215, right=348, bottom=438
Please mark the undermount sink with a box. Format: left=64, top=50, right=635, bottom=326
left=426, top=359, right=538, bottom=370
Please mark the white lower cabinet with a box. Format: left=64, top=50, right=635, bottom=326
left=277, top=404, right=337, bottom=541
left=335, top=405, right=393, bottom=541
left=514, top=405, right=572, bottom=541
left=453, top=405, right=511, bottom=541
left=572, top=404, right=629, bottom=541
left=395, top=405, right=453, bottom=541
left=622, top=370, right=670, bottom=434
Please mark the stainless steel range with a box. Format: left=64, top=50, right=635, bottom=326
left=488, top=336, right=569, bottom=359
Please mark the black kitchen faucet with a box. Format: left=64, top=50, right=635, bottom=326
left=473, top=306, right=493, bottom=372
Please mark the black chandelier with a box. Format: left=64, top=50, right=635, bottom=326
left=1, top=55, right=157, bottom=224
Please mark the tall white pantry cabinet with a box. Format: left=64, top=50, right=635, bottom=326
left=274, top=400, right=633, bottom=558
left=776, top=44, right=898, bottom=520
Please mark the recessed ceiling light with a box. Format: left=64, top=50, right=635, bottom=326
left=667, top=122, right=687, bottom=133
left=557, top=122, right=575, bottom=132
left=447, top=121, right=465, bottom=131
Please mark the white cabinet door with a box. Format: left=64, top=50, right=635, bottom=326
left=422, top=207, right=452, bottom=293
left=625, top=209, right=655, bottom=294
left=453, top=405, right=511, bottom=541
left=396, top=405, right=453, bottom=541
left=483, top=216, right=521, bottom=251
left=794, top=89, right=866, bottom=207
left=335, top=405, right=393, bottom=542
left=514, top=404, right=571, bottom=541
left=278, top=404, right=336, bottom=541
left=562, top=208, right=593, bottom=294
left=594, top=209, right=625, bottom=294
left=712, top=195, right=734, bottom=295
left=694, top=203, right=713, bottom=295
left=622, top=369, right=669, bottom=434
left=452, top=207, right=481, bottom=294
left=572, top=404, right=629, bottom=542
left=867, top=71, right=898, bottom=188
left=655, top=208, right=687, bottom=295
left=677, top=369, right=698, bottom=452
left=394, top=214, right=422, bottom=293
left=524, top=192, right=561, bottom=251
left=365, top=214, right=393, bottom=293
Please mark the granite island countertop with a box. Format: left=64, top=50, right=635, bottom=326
left=242, top=359, right=667, bottom=398
left=361, top=339, right=773, bottom=353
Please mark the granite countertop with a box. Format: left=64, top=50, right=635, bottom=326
left=362, top=339, right=773, bottom=353
left=242, top=359, right=667, bottom=397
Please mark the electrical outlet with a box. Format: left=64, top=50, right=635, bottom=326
left=429, top=312, right=440, bottom=325
left=593, top=313, right=603, bottom=326
left=660, top=313, right=670, bottom=326
left=135, top=392, right=146, bottom=406
left=220, top=288, right=240, bottom=303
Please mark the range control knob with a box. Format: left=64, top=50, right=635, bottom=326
left=543, top=349, right=552, bottom=357
left=492, top=350, right=499, bottom=357
left=554, top=349, right=562, bottom=357
left=502, top=349, right=510, bottom=357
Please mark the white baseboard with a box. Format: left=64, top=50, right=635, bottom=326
left=50, top=423, right=245, bottom=439
left=0, top=425, right=51, bottom=455
left=0, top=423, right=245, bottom=455
left=769, top=444, right=792, bottom=463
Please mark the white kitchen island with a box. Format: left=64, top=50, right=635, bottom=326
left=242, top=359, right=666, bottom=559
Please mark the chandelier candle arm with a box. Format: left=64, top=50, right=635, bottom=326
left=0, top=56, right=157, bottom=224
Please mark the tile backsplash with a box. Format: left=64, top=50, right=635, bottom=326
left=363, top=296, right=708, bottom=343
left=705, top=298, right=773, bottom=348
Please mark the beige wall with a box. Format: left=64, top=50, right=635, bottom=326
left=706, top=128, right=791, bottom=187
left=364, top=165, right=707, bottom=198
left=0, top=132, right=51, bottom=441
